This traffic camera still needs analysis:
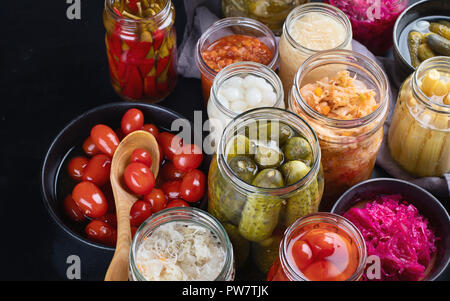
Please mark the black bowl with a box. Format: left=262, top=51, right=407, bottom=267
left=41, top=102, right=209, bottom=251
left=393, top=0, right=450, bottom=82
left=331, top=178, right=450, bottom=281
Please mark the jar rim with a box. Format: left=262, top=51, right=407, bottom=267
left=279, top=212, right=368, bottom=281
left=195, top=17, right=279, bottom=80
left=282, top=2, right=353, bottom=54
left=104, top=0, right=172, bottom=26
left=291, top=49, right=389, bottom=130
left=210, top=61, right=284, bottom=119
left=217, top=107, right=321, bottom=196
left=129, top=207, right=234, bottom=281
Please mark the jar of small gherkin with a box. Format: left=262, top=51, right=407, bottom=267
left=103, top=0, right=177, bottom=103
left=208, top=107, right=324, bottom=275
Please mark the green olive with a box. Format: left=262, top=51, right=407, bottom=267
left=252, top=168, right=284, bottom=188
left=254, top=142, right=284, bottom=169
left=227, top=134, right=253, bottom=159
left=281, top=160, right=311, bottom=185
left=228, top=155, right=258, bottom=184
left=282, top=136, right=312, bottom=162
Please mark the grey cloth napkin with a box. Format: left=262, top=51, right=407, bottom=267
left=177, top=0, right=450, bottom=202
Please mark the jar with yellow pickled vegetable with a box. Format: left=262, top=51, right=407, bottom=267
left=388, top=56, right=450, bottom=177
left=208, top=107, right=324, bottom=275
left=222, top=0, right=309, bottom=35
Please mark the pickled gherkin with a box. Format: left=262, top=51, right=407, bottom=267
left=254, top=142, right=284, bottom=169
left=280, top=160, right=310, bottom=185
left=252, top=234, right=282, bottom=273
left=283, top=178, right=320, bottom=227
left=223, top=223, right=250, bottom=268
left=408, top=31, right=422, bottom=68
left=282, top=136, right=312, bottom=162
left=227, top=134, right=253, bottom=159
left=228, top=155, right=258, bottom=184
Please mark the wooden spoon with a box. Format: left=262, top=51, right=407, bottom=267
left=104, top=130, right=160, bottom=281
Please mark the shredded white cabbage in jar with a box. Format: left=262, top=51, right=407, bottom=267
left=136, top=222, right=226, bottom=281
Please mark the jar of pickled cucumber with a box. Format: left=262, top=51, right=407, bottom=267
left=388, top=56, right=450, bottom=177
left=103, top=0, right=177, bottom=103
left=289, top=50, right=389, bottom=210
left=208, top=107, right=324, bottom=274
left=222, top=0, right=309, bottom=35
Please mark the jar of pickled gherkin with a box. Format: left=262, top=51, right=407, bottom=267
left=222, top=0, right=309, bottom=35
left=208, top=107, right=324, bottom=274
left=388, top=57, right=450, bottom=177
left=289, top=50, right=389, bottom=210
left=103, top=0, right=177, bottom=103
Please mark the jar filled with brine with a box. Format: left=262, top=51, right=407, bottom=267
left=289, top=50, right=389, bottom=210
left=103, top=0, right=177, bottom=103
left=388, top=56, right=450, bottom=177
left=129, top=207, right=235, bottom=281
left=222, top=0, right=309, bottom=35
left=207, top=61, right=285, bottom=150
left=208, top=107, right=324, bottom=274
left=267, top=213, right=367, bottom=281
left=278, top=3, right=352, bottom=104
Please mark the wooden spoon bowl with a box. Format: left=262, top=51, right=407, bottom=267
left=104, top=130, right=160, bottom=281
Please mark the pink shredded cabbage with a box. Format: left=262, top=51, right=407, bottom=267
left=344, top=194, right=437, bottom=281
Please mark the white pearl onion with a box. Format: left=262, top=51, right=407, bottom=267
left=245, top=87, right=262, bottom=106
left=230, top=100, right=247, bottom=113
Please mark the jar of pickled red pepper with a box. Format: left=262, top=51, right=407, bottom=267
left=388, top=56, right=450, bottom=177
left=327, top=0, right=408, bottom=55
left=222, top=0, right=309, bottom=35
left=267, top=213, right=367, bottom=281
left=196, top=17, right=279, bottom=105
left=103, top=0, right=177, bottom=103
left=289, top=50, right=389, bottom=210
left=208, top=107, right=324, bottom=273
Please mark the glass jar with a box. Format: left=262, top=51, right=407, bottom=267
left=207, top=61, right=285, bottom=150
left=267, top=213, right=367, bottom=281
left=388, top=57, right=450, bottom=177
left=221, top=0, right=309, bottom=35
left=129, top=207, right=235, bottom=281
left=103, top=0, right=177, bottom=103
left=208, top=107, right=324, bottom=274
left=196, top=17, right=279, bottom=105
left=289, top=50, right=389, bottom=210
left=278, top=2, right=352, bottom=104
left=327, top=0, right=409, bottom=55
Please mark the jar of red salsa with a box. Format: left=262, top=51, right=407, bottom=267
left=103, top=0, right=177, bottom=103
left=267, top=213, right=367, bottom=281
left=196, top=17, right=279, bottom=104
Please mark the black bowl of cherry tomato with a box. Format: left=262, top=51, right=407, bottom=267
left=41, top=102, right=209, bottom=251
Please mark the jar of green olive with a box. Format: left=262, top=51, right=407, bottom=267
left=207, top=107, right=324, bottom=276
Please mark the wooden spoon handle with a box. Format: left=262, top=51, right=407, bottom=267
left=104, top=204, right=132, bottom=281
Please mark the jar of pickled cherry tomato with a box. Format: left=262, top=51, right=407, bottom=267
left=388, top=56, right=450, bottom=177
left=103, top=0, right=177, bottom=103
left=267, top=212, right=367, bottom=281
left=196, top=17, right=279, bottom=105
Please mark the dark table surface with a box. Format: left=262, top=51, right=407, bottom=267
left=1, top=0, right=448, bottom=281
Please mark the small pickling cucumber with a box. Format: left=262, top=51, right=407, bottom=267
left=429, top=22, right=450, bottom=40
left=252, top=235, right=283, bottom=273
left=408, top=31, right=423, bottom=68
left=418, top=43, right=436, bottom=61
left=426, top=33, right=450, bottom=56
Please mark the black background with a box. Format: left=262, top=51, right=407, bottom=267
left=1, top=0, right=448, bottom=281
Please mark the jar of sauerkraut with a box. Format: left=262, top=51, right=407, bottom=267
left=279, top=3, right=352, bottom=104
left=207, top=61, right=285, bottom=150
left=129, top=207, right=235, bottom=281
left=289, top=50, right=389, bottom=210
left=388, top=57, right=450, bottom=177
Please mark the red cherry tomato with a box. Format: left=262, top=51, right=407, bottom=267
left=124, top=162, right=155, bottom=195
left=142, top=123, right=159, bottom=138
left=63, top=194, right=86, bottom=222
left=301, top=260, right=342, bottom=281
left=157, top=132, right=183, bottom=161
left=82, top=136, right=100, bottom=156
left=291, top=240, right=314, bottom=270
left=91, top=124, right=120, bottom=157
left=143, top=188, right=168, bottom=213
left=72, top=181, right=108, bottom=218
left=302, top=229, right=336, bottom=260
left=161, top=180, right=182, bottom=201
left=166, top=199, right=190, bottom=209
left=97, top=213, right=117, bottom=228
left=129, top=200, right=153, bottom=227
left=85, top=220, right=116, bottom=246
left=121, top=108, right=144, bottom=135
left=160, top=161, right=186, bottom=181
left=180, top=169, right=206, bottom=203
left=173, top=144, right=203, bottom=172
left=130, top=148, right=152, bottom=167
left=67, top=156, right=89, bottom=181
left=82, top=154, right=111, bottom=186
